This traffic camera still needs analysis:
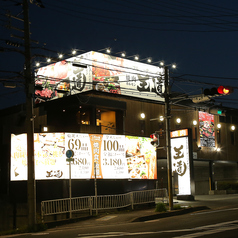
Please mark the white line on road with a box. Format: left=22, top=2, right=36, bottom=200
left=77, top=220, right=238, bottom=238
left=191, top=207, right=238, bottom=215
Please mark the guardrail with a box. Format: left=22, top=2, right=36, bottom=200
left=41, top=188, right=168, bottom=222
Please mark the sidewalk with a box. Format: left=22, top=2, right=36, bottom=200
left=46, top=194, right=238, bottom=230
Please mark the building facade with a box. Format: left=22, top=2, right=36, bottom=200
left=1, top=52, right=238, bottom=204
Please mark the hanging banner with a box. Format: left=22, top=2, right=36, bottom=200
left=199, top=111, right=215, bottom=147
left=11, top=133, right=157, bottom=181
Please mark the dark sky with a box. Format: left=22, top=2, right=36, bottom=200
left=1, top=0, right=238, bottom=110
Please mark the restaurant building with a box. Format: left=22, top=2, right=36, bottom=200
left=0, top=51, right=238, bottom=204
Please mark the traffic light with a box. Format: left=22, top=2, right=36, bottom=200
left=204, top=86, right=233, bottom=96
left=209, top=108, right=226, bottom=116
left=150, top=132, right=159, bottom=147
left=217, top=86, right=233, bottom=95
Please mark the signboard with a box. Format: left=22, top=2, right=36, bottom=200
left=35, top=51, right=165, bottom=103
left=11, top=133, right=157, bottom=181
left=199, top=111, right=215, bottom=147
left=171, top=130, right=191, bottom=195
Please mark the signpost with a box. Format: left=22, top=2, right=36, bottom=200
left=66, top=149, right=74, bottom=219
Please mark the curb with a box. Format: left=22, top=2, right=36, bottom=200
left=131, top=206, right=209, bottom=222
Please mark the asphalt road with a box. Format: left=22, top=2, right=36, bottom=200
left=2, top=195, right=238, bottom=238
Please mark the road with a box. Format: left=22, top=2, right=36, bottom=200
left=2, top=195, right=238, bottom=238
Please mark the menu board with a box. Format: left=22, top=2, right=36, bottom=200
left=11, top=133, right=157, bottom=181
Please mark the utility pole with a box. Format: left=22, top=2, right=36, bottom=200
left=23, top=0, right=36, bottom=229
left=164, top=66, right=173, bottom=211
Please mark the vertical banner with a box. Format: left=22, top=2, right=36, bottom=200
left=199, top=111, right=215, bottom=147
left=171, top=129, right=192, bottom=195
left=34, top=133, right=66, bottom=180
left=65, top=133, right=92, bottom=179
left=89, top=134, right=103, bottom=178
left=125, top=136, right=157, bottom=179
left=11, top=134, right=27, bottom=181
left=101, top=134, right=127, bottom=179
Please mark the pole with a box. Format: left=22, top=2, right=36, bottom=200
left=69, top=160, right=72, bottom=219
left=94, top=162, right=98, bottom=215
left=23, top=0, right=36, bottom=229
left=164, top=66, right=173, bottom=211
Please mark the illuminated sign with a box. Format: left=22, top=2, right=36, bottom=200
left=199, top=111, right=215, bottom=147
left=11, top=133, right=157, bottom=181
left=35, top=51, right=164, bottom=103
left=171, top=129, right=188, bottom=138
left=171, top=130, right=191, bottom=195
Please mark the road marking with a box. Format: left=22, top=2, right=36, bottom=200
left=96, top=215, right=117, bottom=221
left=31, top=233, right=49, bottom=236
left=191, top=207, right=238, bottom=215
left=144, top=218, right=161, bottom=223
left=77, top=220, right=238, bottom=237
left=173, top=223, right=238, bottom=237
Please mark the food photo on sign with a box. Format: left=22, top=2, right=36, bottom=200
left=125, top=136, right=157, bottom=179
left=199, top=111, right=215, bottom=147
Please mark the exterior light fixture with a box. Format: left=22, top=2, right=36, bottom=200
left=35, top=62, right=40, bottom=67
left=176, top=118, right=181, bottom=124
left=217, top=123, right=221, bottom=129
left=193, top=120, right=197, bottom=126
left=58, top=54, right=63, bottom=59
left=106, top=48, right=111, bottom=54
left=147, top=58, right=152, bottom=63
left=216, top=147, right=221, bottom=152
left=159, top=61, right=164, bottom=66
left=134, top=55, right=139, bottom=60
left=72, top=49, right=77, bottom=55
left=231, top=125, right=235, bottom=131
left=121, top=52, right=126, bottom=57
left=46, top=58, right=51, bottom=63
left=43, top=126, right=48, bottom=132
left=159, top=116, right=164, bottom=122
left=172, top=64, right=176, bottom=69
left=140, top=113, right=145, bottom=119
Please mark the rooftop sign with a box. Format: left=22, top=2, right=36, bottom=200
left=35, top=51, right=165, bottom=103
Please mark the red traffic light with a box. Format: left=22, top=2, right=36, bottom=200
left=204, top=86, right=233, bottom=96
left=217, top=86, right=232, bottom=95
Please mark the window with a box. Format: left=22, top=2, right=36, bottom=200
left=97, top=109, right=116, bottom=134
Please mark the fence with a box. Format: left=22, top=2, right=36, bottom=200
left=41, top=188, right=168, bottom=222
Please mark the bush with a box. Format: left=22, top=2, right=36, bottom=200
left=155, top=203, right=167, bottom=212
left=218, top=181, right=238, bottom=190
left=173, top=204, right=182, bottom=210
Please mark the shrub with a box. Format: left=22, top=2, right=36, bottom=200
left=155, top=203, right=167, bottom=212
left=173, top=204, right=182, bottom=210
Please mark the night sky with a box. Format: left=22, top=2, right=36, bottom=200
left=1, top=0, right=238, bottom=110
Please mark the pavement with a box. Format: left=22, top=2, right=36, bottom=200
left=45, top=194, right=238, bottom=229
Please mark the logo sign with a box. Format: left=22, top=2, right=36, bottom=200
left=35, top=51, right=165, bottom=104
left=171, top=130, right=191, bottom=195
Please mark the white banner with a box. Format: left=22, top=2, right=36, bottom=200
left=11, top=133, right=156, bottom=181
left=171, top=136, right=191, bottom=195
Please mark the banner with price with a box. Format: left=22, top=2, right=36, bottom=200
left=11, top=133, right=157, bottom=180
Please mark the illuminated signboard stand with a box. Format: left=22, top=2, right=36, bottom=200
left=171, top=129, right=195, bottom=201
